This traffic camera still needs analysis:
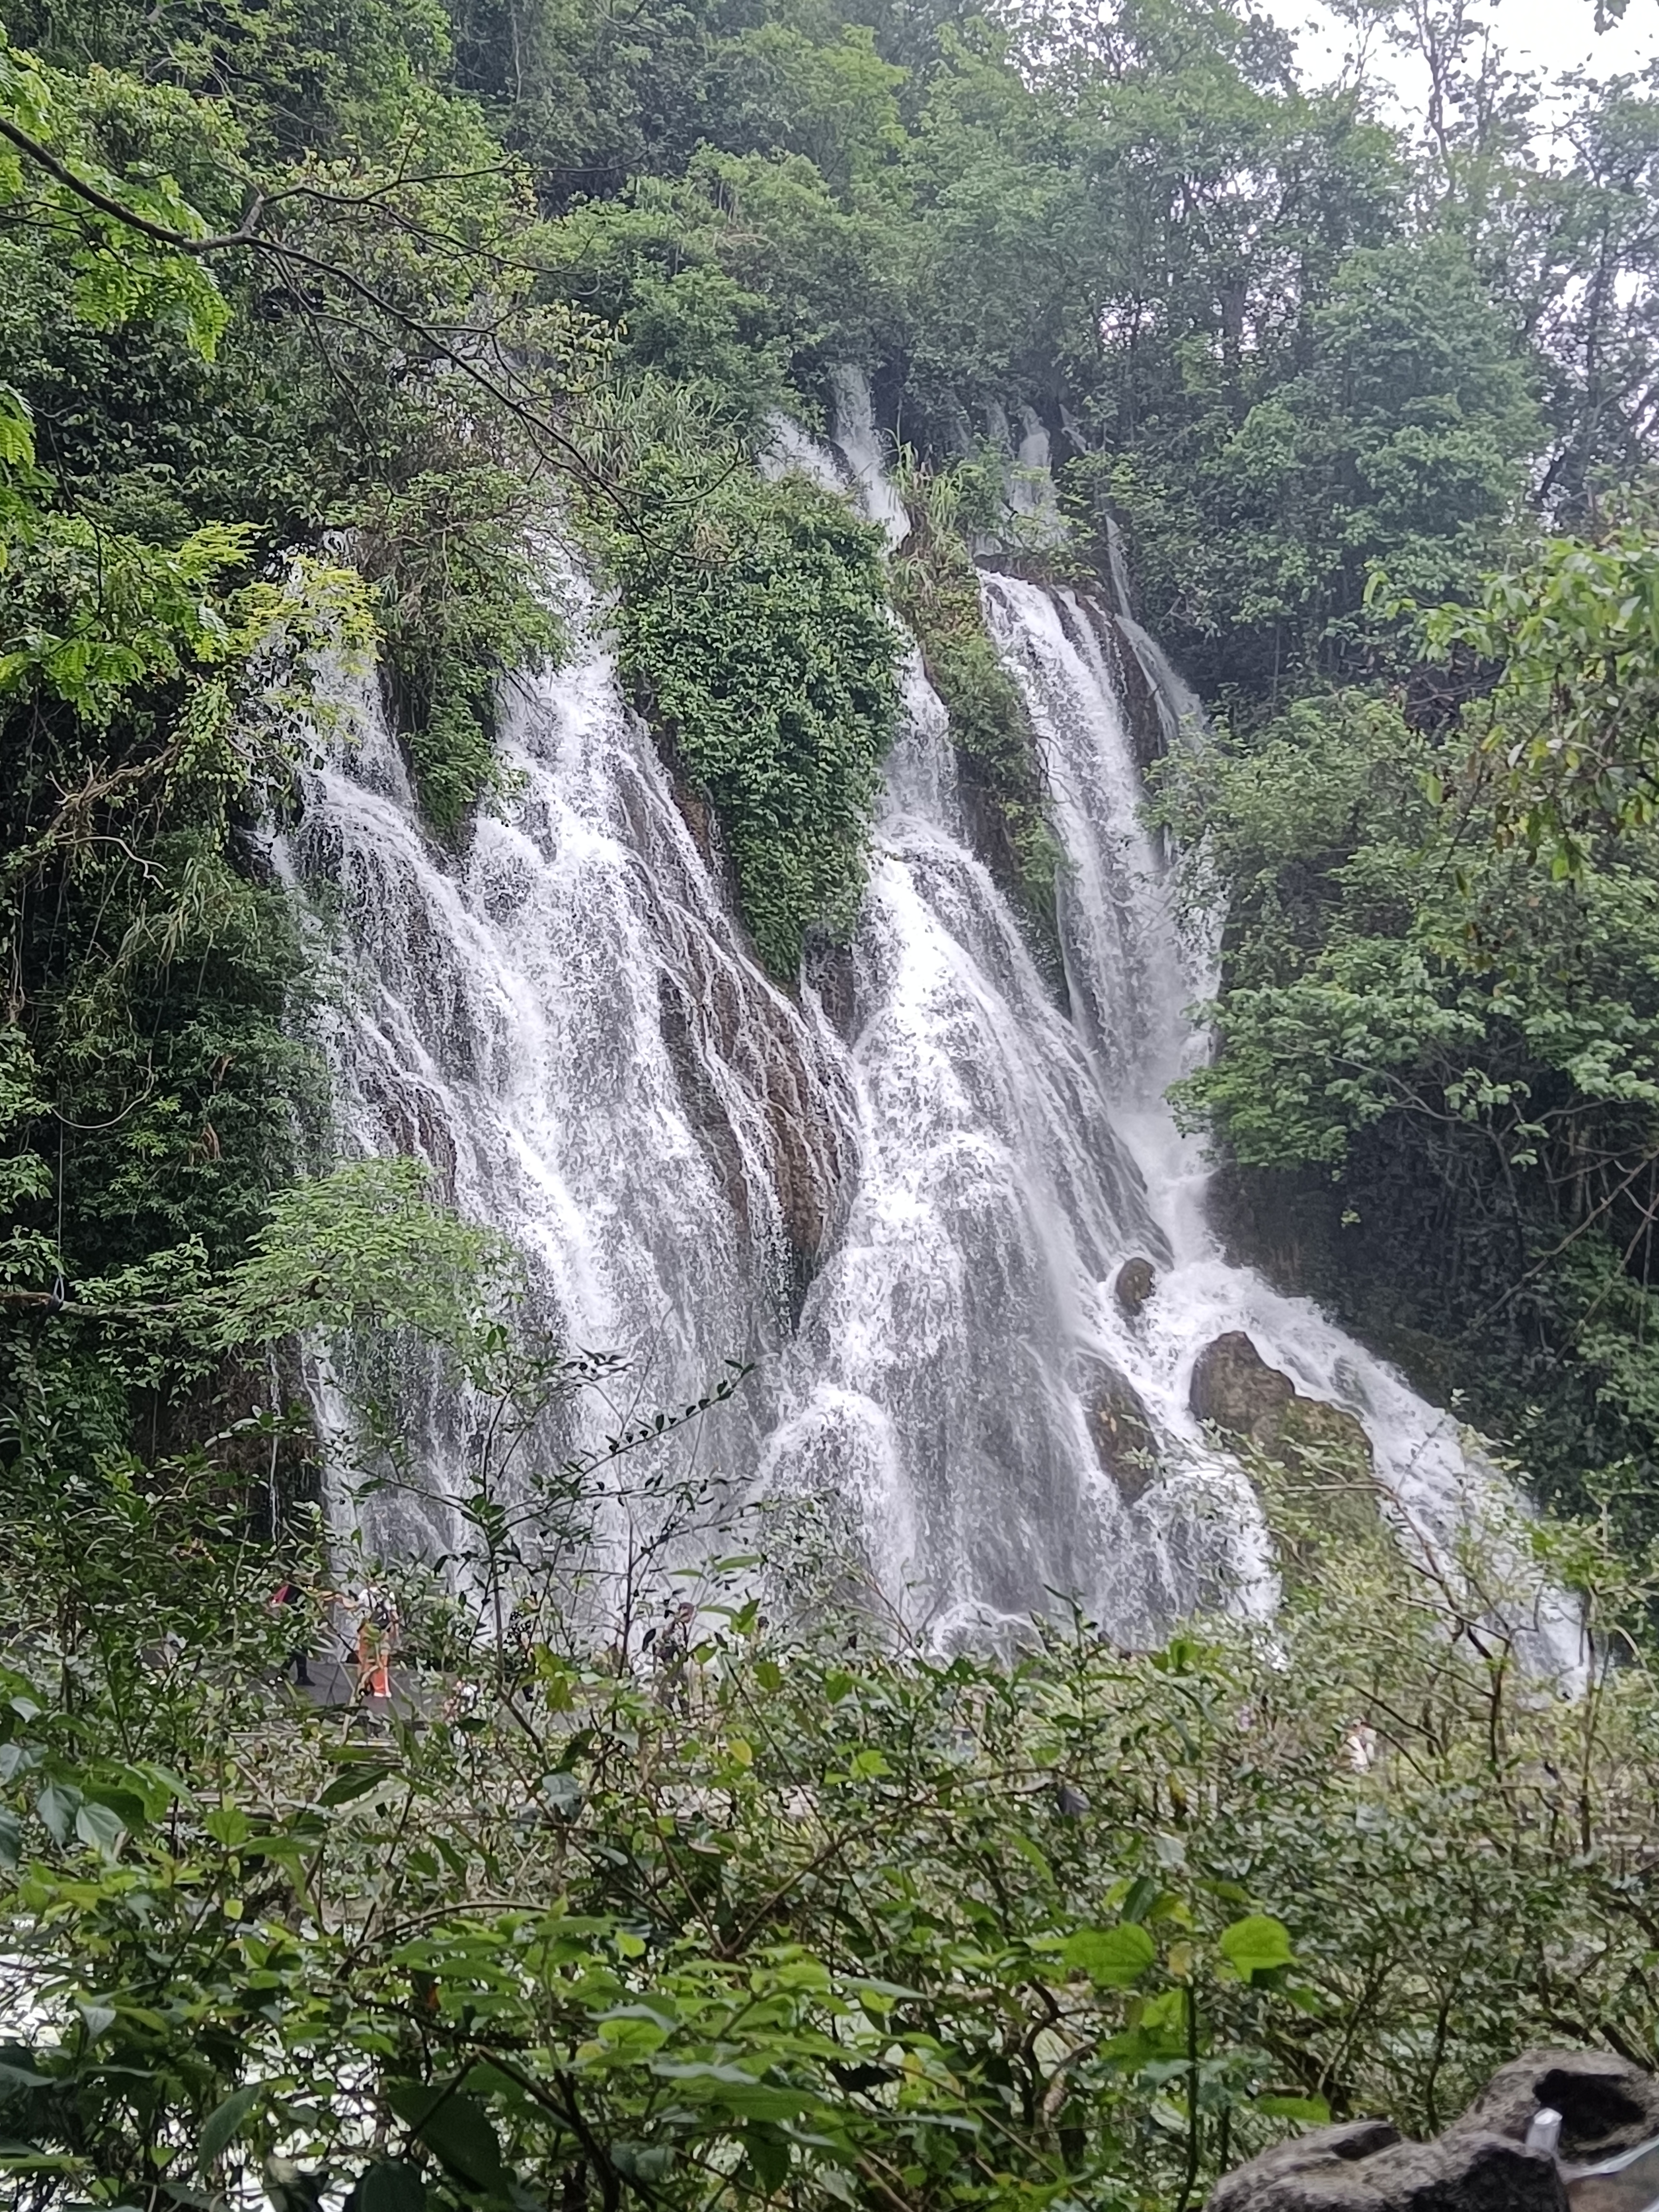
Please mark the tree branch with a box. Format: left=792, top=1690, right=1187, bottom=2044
left=0, top=114, right=649, bottom=534
left=0, top=113, right=267, bottom=253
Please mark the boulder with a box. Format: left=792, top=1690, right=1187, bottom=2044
left=1190, top=1331, right=1295, bottom=1445
left=1206, top=2048, right=1659, bottom=2212
left=1115, top=1256, right=1158, bottom=1319
left=1205, top=2119, right=1564, bottom=2212
left=1189, top=1333, right=1377, bottom=1539
left=1080, top=1355, right=1159, bottom=1503
left=1450, top=2047, right=1659, bottom=2164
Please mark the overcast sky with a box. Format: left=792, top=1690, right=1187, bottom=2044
left=1258, top=0, right=1659, bottom=110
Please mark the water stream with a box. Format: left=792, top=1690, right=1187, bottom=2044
left=278, top=398, right=1564, bottom=1655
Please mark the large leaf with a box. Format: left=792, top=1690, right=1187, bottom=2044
left=73, top=1801, right=125, bottom=1857
left=612, top=2140, right=676, bottom=2184
left=650, top=2062, right=812, bottom=2121
left=386, top=2081, right=509, bottom=2192
left=1219, top=1915, right=1295, bottom=1980
left=199, top=2082, right=263, bottom=2166
left=35, top=1781, right=79, bottom=1846
left=744, top=2122, right=791, bottom=2192
left=319, top=1763, right=397, bottom=1808
left=345, top=2162, right=427, bottom=2212
left=540, top=1770, right=583, bottom=1820
left=1061, top=1923, right=1157, bottom=1988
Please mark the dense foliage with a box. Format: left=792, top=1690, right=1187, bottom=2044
left=4, top=1264, right=1659, bottom=2211
left=7, top=0, right=1659, bottom=2204
left=890, top=453, right=1061, bottom=940
left=589, top=406, right=901, bottom=976
left=1155, top=523, right=1659, bottom=1539
left=0, top=0, right=562, bottom=1474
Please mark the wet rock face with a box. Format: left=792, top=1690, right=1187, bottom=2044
left=1206, top=2048, right=1659, bottom=2212
left=1100, top=614, right=1167, bottom=775
left=804, top=938, right=858, bottom=1041
left=1205, top=2119, right=1564, bottom=2212
left=657, top=949, right=854, bottom=1322
left=1114, top=1256, right=1157, bottom=1319
left=1080, top=1354, right=1159, bottom=1503
left=1190, top=1330, right=1296, bottom=1442
left=1189, top=1332, right=1376, bottom=1537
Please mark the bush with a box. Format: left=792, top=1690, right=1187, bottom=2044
left=591, top=410, right=901, bottom=977
left=3, top=1334, right=1655, bottom=2209
left=353, top=464, right=565, bottom=835
left=891, top=457, right=1061, bottom=945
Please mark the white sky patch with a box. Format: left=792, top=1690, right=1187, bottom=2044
left=1259, top=0, right=1659, bottom=110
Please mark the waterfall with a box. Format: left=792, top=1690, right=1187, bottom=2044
left=758, top=649, right=1232, bottom=1645
left=975, top=576, right=1533, bottom=1601
left=279, top=405, right=1570, bottom=1659
left=277, top=589, right=854, bottom=1577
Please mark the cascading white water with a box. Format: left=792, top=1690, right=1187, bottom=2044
left=978, top=576, right=1531, bottom=1592
left=280, top=394, right=1572, bottom=1659
left=758, top=651, right=1235, bottom=1645
left=277, top=587, right=854, bottom=1576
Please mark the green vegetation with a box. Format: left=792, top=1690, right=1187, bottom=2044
left=1157, top=523, right=1659, bottom=1543
left=5, top=1287, right=1659, bottom=2208
left=356, top=467, right=564, bottom=835
left=589, top=402, right=901, bottom=976
left=9, top=0, right=1659, bottom=2203
left=0, top=0, right=570, bottom=1487
left=891, top=454, right=1060, bottom=941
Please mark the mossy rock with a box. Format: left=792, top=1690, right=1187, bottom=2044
left=1082, top=1353, right=1160, bottom=1503
left=1190, top=1331, right=1378, bottom=1538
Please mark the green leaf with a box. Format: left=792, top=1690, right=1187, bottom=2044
left=745, top=2121, right=791, bottom=2192
left=73, top=1801, right=126, bottom=1857
left=612, top=2140, right=675, bottom=2183
left=0, top=1809, right=19, bottom=1868
left=541, top=1770, right=583, bottom=1820
left=650, top=2062, right=812, bottom=2121
left=1061, top=1923, right=1157, bottom=1988
left=1256, top=2093, right=1331, bottom=2125
left=319, top=1763, right=397, bottom=1807
left=1219, top=1914, right=1295, bottom=1979
left=595, top=2011, right=669, bottom=2056
left=36, top=1781, right=80, bottom=1846
left=345, top=2162, right=427, bottom=2212
left=386, top=2081, right=509, bottom=2192
left=200, top=2082, right=263, bottom=2165
left=204, top=1804, right=250, bottom=1849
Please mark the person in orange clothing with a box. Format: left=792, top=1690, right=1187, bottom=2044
left=355, top=1587, right=398, bottom=1700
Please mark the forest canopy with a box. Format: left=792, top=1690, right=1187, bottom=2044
left=3, top=0, right=1657, bottom=1514
left=3, top=0, right=1659, bottom=2202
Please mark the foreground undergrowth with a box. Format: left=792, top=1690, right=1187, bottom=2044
left=3, top=1347, right=1658, bottom=2209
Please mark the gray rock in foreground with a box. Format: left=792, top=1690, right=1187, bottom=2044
left=1451, top=2046, right=1659, bottom=2163
left=1206, top=2123, right=1563, bottom=2212
left=1207, top=2047, right=1659, bottom=2210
